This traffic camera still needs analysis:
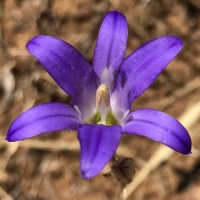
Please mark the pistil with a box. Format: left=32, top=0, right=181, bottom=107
left=96, top=84, right=110, bottom=124
left=96, top=84, right=110, bottom=108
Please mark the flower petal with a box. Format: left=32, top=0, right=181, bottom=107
left=26, top=35, right=97, bottom=117
left=122, top=108, right=191, bottom=154
left=6, top=102, right=80, bottom=142
left=113, top=36, right=183, bottom=112
left=78, top=124, right=121, bottom=179
left=93, top=11, right=128, bottom=89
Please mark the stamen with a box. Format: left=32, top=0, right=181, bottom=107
left=121, top=110, right=130, bottom=125
left=122, top=110, right=130, bottom=121
left=74, top=105, right=82, bottom=116
left=74, top=105, right=84, bottom=123
left=96, top=84, right=110, bottom=108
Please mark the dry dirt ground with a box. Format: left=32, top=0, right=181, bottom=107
left=0, top=0, right=200, bottom=200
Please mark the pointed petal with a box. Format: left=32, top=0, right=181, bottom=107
left=93, top=11, right=128, bottom=89
left=113, top=36, right=183, bottom=112
left=26, top=36, right=97, bottom=117
left=78, top=124, right=121, bottom=179
left=122, top=109, right=191, bottom=154
left=6, top=103, right=80, bottom=142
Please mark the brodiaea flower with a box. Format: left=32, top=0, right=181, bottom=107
left=6, top=11, right=191, bottom=179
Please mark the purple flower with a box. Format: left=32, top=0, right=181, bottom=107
left=6, top=11, right=191, bottom=179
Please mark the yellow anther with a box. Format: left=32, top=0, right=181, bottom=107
left=96, top=84, right=110, bottom=108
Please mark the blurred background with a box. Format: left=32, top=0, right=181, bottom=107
left=0, top=0, right=200, bottom=199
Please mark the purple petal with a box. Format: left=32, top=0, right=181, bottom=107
left=113, top=36, right=183, bottom=112
left=78, top=124, right=121, bottom=179
left=93, top=11, right=128, bottom=88
left=122, top=108, right=191, bottom=154
left=6, top=102, right=80, bottom=142
left=26, top=36, right=97, bottom=117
